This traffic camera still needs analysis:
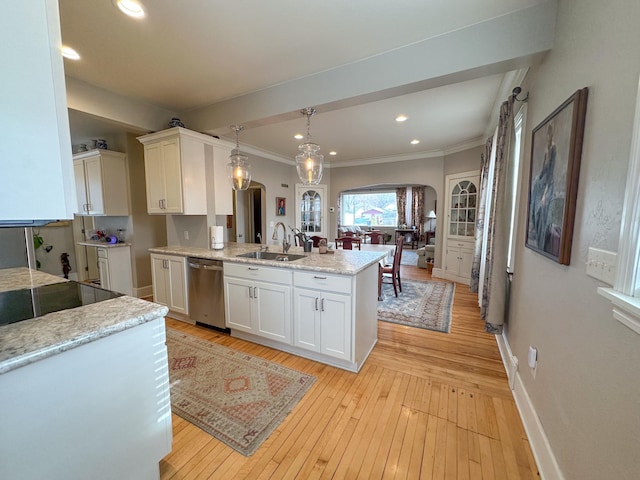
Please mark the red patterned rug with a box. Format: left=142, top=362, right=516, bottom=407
left=166, top=329, right=316, bottom=456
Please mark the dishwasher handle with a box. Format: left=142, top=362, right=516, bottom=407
left=188, top=262, right=223, bottom=271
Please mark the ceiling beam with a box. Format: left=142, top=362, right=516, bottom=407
left=181, top=0, right=556, bottom=134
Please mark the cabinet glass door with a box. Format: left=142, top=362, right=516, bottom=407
left=449, top=180, right=478, bottom=237
left=295, top=184, right=327, bottom=238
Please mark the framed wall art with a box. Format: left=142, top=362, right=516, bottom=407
left=276, top=197, right=286, bottom=216
left=525, top=87, right=588, bottom=265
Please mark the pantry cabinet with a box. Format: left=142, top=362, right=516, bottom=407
left=224, top=263, right=292, bottom=343
left=73, top=150, right=130, bottom=216
left=138, top=127, right=233, bottom=215
left=151, top=253, right=188, bottom=315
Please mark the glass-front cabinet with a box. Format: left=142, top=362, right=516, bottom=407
left=443, top=171, right=480, bottom=285
left=449, top=180, right=478, bottom=237
left=295, top=184, right=327, bottom=239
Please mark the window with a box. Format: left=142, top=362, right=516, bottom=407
left=507, top=104, right=527, bottom=270
left=598, top=76, right=640, bottom=335
left=340, top=191, right=397, bottom=227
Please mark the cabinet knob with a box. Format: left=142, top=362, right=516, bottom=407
left=321, top=298, right=325, bottom=312
left=248, top=286, right=253, bottom=298
left=315, top=297, right=319, bottom=311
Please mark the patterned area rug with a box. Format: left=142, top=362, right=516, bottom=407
left=378, top=280, right=455, bottom=333
left=166, top=329, right=316, bottom=456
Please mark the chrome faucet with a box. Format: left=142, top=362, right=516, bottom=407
left=272, top=222, right=291, bottom=253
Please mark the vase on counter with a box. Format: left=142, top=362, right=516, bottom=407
left=95, top=139, right=108, bottom=149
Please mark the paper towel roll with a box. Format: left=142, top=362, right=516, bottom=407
left=210, top=225, right=224, bottom=250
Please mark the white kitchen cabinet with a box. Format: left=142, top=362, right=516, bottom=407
left=138, top=127, right=233, bottom=215
left=0, top=0, right=76, bottom=223
left=294, top=288, right=351, bottom=361
left=224, top=263, right=292, bottom=343
left=293, top=272, right=352, bottom=361
left=96, top=246, right=133, bottom=296
left=151, top=253, right=188, bottom=315
left=73, top=150, right=129, bottom=216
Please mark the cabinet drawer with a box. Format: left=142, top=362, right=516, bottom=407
left=97, top=248, right=108, bottom=259
left=224, top=262, right=292, bottom=285
left=293, top=271, right=352, bottom=294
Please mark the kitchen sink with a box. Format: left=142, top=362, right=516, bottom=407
left=236, top=251, right=306, bottom=262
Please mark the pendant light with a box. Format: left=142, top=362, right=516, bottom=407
left=296, top=107, right=324, bottom=185
left=226, top=125, right=251, bottom=191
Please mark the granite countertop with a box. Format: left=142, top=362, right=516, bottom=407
left=0, top=268, right=168, bottom=375
left=149, top=242, right=391, bottom=275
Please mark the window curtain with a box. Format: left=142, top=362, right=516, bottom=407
left=471, top=97, right=515, bottom=334
left=470, top=137, right=494, bottom=294
left=411, top=186, right=425, bottom=234
left=396, top=187, right=407, bottom=226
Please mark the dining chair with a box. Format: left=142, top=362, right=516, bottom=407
left=380, top=236, right=404, bottom=297
left=310, top=235, right=325, bottom=247
left=369, top=231, right=385, bottom=244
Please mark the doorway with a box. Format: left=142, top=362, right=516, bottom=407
left=234, top=181, right=266, bottom=244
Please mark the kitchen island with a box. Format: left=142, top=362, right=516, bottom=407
left=150, top=243, right=389, bottom=372
left=0, top=268, right=172, bottom=480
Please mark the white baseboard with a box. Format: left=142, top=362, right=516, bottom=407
left=134, top=285, right=153, bottom=299
left=496, top=332, right=518, bottom=390
left=495, top=335, right=564, bottom=480
left=432, top=267, right=444, bottom=278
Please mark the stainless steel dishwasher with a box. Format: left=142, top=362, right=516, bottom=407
left=187, top=257, right=228, bottom=332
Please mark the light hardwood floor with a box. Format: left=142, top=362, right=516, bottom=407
left=160, top=264, right=538, bottom=479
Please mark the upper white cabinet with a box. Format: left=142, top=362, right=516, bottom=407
left=138, top=127, right=233, bottom=215
left=0, top=0, right=76, bottom=223
left=73, top=150, right=130, bottom=216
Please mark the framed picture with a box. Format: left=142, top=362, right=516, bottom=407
left=525, top=87, right=588, bottom=265
left=276, top=197, right=286, bottom=216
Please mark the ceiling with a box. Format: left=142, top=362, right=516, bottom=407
left=60, top=0, right=546, bottom=165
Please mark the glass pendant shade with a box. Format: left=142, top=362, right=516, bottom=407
left=226, top=125, right=251, bottom=191
left=296, top=142, right=323, bottom=185
left=296, top=108, right=324, bottom=185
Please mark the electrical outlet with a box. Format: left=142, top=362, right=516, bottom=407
left=586, top=247, right=617, bottom=285
left=183, top=230, right=189, bottom=240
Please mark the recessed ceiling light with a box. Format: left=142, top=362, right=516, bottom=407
left=395, top=114, right=408, bottom=122
left=329, top=151, right=337, bottom=156
left=61, top=46, right=80, bottom=60
left=294, top=134, right=304, bottom=140
left=410, top=139, right=420, bottom=145
left=114, top=0, right=145, bottom=18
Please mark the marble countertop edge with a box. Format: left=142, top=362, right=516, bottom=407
left=149, top=243, right=389, bottom=274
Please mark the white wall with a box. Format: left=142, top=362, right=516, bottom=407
left=507, top=1, right=640, bottom=479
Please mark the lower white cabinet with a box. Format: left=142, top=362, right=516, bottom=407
left=151, top=253, right=188, bottom=315
left=223, top=261, right=378, bottom=372
left=293, top=273, right=352, bottom=361
left=224, top=263, right=291, bottom=343
left=96, top=246, right=132, bottom=296
left=444, top=241, right=474, bottom=284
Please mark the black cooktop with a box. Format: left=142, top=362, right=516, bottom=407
left=0, top=281, right=123, bottom=327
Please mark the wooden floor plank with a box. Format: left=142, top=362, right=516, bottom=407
left=159, top=265, right=539, bottom=479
